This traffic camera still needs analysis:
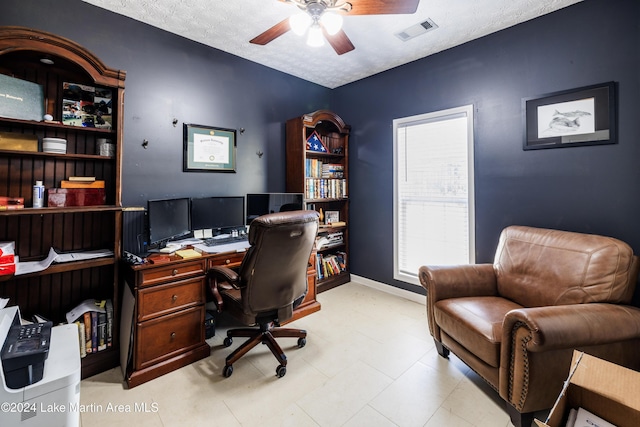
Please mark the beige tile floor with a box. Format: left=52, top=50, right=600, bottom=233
left=80, top=281, right=546, bottom=426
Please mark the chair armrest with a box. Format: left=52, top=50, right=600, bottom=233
left=419, top=264, right=497, bottom=340
left=209, top=265, right=239, bottom=285
left=207, top=266, right=241, bottom=312
left=503, top=303, right=640, bottom=352
left=419, top=264, right=498, bottom=301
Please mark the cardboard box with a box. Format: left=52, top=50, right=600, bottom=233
left=535, top=351, right=640, bottom=427
left=0, top=132, right=38, bottom=152
left=0, top=74, right=45, bottom=121
left=47, top=188, right=106, bottom=207
left=0, top=241, right=16, bottom=276
left=0, top=263, right=15, bottom=275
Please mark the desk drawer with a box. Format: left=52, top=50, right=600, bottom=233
left=136, top=306, right=204, bottom=369
left=139, top=259, right=206, bottom=287
left=208, top=252, right=245, bottom=269
left=137, top=277, right=205, bottom=321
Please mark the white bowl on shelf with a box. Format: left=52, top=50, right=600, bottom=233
left=42, top=137, right=67, bottom=154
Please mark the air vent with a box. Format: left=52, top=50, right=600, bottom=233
left=395, top=18, right=438, bottom=41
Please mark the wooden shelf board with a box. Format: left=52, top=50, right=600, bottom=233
left=0, top=149, right=114, bottom=161
left=0, top=116, right=116, bottom=135
left=317, top=272, right=350, bottom=293
left=0, top=205, right=122, bottom=216
left=0, top=257, right=116, bottom=282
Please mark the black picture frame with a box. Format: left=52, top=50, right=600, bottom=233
left=523, top=81, right=616, bottom=150
left=183, top=123, right=236, bottom=172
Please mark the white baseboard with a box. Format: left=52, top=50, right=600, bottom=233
left=350, top=274, right=425, bottom=304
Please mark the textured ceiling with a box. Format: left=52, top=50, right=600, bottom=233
left=81, top=0, right=583, bottom=89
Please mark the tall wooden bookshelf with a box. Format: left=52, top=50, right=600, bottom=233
left=286, top=110, right=350, bottom=292
left=0, top=26, right=125, bottom=378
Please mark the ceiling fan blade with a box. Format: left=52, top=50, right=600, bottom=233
left=250, top=18, right=291, bottom=45
left=324, top=28, right=355, bottom=55
left=345, top=0, right=420, bottom=15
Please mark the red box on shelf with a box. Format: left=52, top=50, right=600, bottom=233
left=47, top=188, right=106, bottom=207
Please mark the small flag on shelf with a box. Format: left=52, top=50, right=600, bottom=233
left=306, top=131, right=328, bottom=153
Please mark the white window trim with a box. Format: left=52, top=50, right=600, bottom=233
left=393, top=104, right=475, bottom=286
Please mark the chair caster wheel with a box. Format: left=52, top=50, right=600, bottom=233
left=276, top=365, right=286, bottom=378
left=297, top=337, right=306, bottom=348
left=223, top=365, right=233, bottom=377
left=223, top=337, right=233, bottom=347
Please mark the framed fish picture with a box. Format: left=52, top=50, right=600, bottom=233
left=522, top=81, right=616, bottom=150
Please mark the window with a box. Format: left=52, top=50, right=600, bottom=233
left=393, top=105, right=475, bottom=285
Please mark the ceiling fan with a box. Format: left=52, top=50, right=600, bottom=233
left=250, top=0, right=420, bottom=55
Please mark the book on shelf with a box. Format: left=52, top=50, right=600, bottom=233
left=61, top=179, right=105, bottom=189
left=91, top=311, right=98, bottom=353
left=325, top=221, right=346, bottom=227
left=316, top=252, right=347, bottom=280
left=305, top=159, right=345, bottom=179
left=67, top=176, right=96, bottom=182
left=105, top=299, right=113, bottom=348
left=0, top=196, right=25, bottom=210
left=321, top=163, right=344, bottom=178
left=83, top=312, right=92, bottom=354
left=316, top=231, right=344, bottom=250
left=66, top=298, right=114, bottom=356
left=75, top=321, right=87, bottom=358
left=0, top=196, right=24, bottom=205
left=97, top=311, right=107, bottom=351
left=305, top=178, right=347, bottom=199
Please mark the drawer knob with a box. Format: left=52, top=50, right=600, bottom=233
left=172, top=269, right=178, bottom=276
left=172, top=294, right=178, bottom=302
left=225, top=259, right=231, bottom=264
left=170, top=332, right=176, bottom=340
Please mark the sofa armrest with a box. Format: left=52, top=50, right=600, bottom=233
left=419, top=264, right=497, bottom=339
left=419, top=264, right=498, bottom=301
left=499, top=303, right=640, bottom=413
left=503, top=303, right=640, bottom=352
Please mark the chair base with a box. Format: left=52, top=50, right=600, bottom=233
left=223, top=322, right=307, bottom=376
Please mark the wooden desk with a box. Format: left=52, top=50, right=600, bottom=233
left=121, top=249, right=320, bottom=388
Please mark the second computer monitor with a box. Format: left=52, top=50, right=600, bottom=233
left=245, top=193, right=304, bottom=225
left=191, top=196, right=245, bottom=232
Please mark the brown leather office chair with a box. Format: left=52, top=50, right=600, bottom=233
left=207, top=210, right=319, bottom=378
left=419, top=225, right=640, bottom=427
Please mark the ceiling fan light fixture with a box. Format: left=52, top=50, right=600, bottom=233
left=307, top=24, right=325, bottom=47
left=290, top=12, right=312, bottom=35
left=320, top=11, right=343, bottom=35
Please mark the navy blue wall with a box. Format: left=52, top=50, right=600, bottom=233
left=0, top=0, right=331, bottom=206
left=332, top=0, right=640, bottom=293
left=2, top=0, right=639, bottom=295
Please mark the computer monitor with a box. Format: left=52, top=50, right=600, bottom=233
left=245, top=193, right=304, bottom=225
left=191, top=196, right=245, bottom=232
left=147, top=197, right=191, bottom=247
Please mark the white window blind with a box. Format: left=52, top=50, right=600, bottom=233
left=393, top=105, right=475, bottom=285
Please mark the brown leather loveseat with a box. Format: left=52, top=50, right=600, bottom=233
left=419, top=225, right=640, bottom=427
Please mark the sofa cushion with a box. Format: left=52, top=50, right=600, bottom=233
left=434, top=296, right=522, bottom=368
left=494, top=226, right=637, bottom=307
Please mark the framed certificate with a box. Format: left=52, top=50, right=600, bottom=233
left=183, top=123, right=236, bottom=172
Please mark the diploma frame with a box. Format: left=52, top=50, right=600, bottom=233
left=183, top=123, right=237, bottom=172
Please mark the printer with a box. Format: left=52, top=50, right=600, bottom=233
left=0, top=306, right=80, bottom=427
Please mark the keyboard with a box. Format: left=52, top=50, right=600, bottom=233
left=204, top=235, right=248, bottom=247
